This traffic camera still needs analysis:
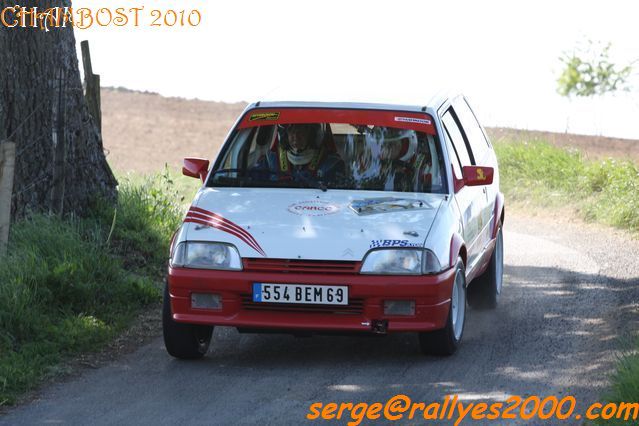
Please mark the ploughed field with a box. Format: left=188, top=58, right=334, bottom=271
left=101, top=88, right=639, bottom=174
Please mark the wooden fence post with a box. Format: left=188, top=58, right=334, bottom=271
left=80, top=40, right=101, bottom=133
left=50, top=69, right=67, bottom=216
left=0, top=141, right=16, bottom=257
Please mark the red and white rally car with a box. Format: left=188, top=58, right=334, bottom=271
left=164, top=94, right=504, bottom=358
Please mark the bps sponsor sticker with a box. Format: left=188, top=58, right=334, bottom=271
left=250, top=112, right=280, bottom=121
left=288, top=201, right=340, bottom=216
left=370, top=239, right=421, bottom=248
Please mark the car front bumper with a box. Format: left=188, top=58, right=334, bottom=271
left=167, top=265, right=455, bottom=333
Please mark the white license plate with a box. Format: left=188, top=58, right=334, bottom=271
left=252, top=283, right=348, bottom=305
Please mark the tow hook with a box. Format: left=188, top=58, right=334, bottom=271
left=371, top=320, right=388, bottom=334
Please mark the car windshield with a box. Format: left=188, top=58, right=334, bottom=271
left=209, top=114, right=447, bottom=194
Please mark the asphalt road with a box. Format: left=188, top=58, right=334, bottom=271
left=2, top=212, right=638, bottom=425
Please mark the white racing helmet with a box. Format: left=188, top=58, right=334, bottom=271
left=380, top=128, right=418, bottom=161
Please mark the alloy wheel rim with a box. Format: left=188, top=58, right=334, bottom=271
left=451, top=269, right=465, bottom=340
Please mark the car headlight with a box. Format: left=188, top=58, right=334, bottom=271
left=360, top=249, right=443, bottom=275
left=171, top=242, right=242, bottom=270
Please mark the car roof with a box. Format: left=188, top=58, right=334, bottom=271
left=253, top=100, right=438, bottom=113
left=252, top=88, right=457, bottom=115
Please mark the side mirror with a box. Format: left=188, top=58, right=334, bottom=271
left=183, top=158, right=209, bottom=183
left=462, top=166, right=494, bottom=187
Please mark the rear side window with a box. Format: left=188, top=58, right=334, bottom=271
left=441, top=110, right=472, bottom=168
left=454, top=99, right=490, bottom=162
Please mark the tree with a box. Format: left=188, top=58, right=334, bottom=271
left=0, top=0, right=117, bottom=219
left=557, top=41, right=633, bottom=98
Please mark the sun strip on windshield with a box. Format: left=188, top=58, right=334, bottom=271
left=238, top=108, right=436, bottom=135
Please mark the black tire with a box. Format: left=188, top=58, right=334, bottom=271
left=419, top=257, right=466, bottom=356
left=467, top=226, right=504, bottom=310
left=163, top=282, right=213, bottom=359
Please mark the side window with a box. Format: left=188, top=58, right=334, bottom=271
left=221, top=128, right=254, bottom=169
left=247, top=126, right=273, bottom=167
left=441, top=110, right=472, bottom=167
left=455, top=99, right=490, bottom=162
left=443, top=130, right=463, bottom=179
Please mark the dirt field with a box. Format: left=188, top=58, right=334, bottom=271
left=488, top=127, right=639, bottom=163
left=101, top=88, right=639, bottom=173
left=101, top=88, right=246, bottom=174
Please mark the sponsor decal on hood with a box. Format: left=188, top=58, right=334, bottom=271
left=350, top=197, right=437, bottom=215
left=288, top=200, right=341, bottom=216
left=370, top=239, right=422, bottom=248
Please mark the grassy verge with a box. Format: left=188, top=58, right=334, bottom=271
left=594, top=340, right=639, bottom=425
left=494, top=138, right=639, bottom=422
left=0, top=168, right=194, bottom=406
left=495, top=139, right=639, bottom=233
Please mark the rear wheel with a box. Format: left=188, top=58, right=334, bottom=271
left=419, top=257, right=466, bottom=356
left=468, top=226, right=503, bottom=310
left=163, top=282, right=213, bottom=359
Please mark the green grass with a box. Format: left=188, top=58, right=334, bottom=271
left=0, top=167, right=192, bottom=406
left=94, top=167, right=199, bottom=278
left=494, top=139, right=639, bottom=233
left=592, top=341, right=639, bottom=425
left=495, top=138, right=639, bottom=423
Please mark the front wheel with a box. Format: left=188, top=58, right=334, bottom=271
left=418, top=257, right=466, bottom=356
left=163, top=282, right=213, bottom=359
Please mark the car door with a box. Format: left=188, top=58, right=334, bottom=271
left=453, top=97, right=495, bottom=253
left=440, top=107, right=485, bottom=270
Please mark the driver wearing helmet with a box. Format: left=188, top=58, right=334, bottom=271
left=378, top=129, right=434, bottom=192
left=257, top=123, right=345, bottom=184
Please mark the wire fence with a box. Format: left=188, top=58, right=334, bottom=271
left=6, top=67, right=107, bottom=215
left=5, top=68, right=64, bottom=213
left=3, top=38, right=108, bottom=226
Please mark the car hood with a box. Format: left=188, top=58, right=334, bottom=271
left=183, top=187, right=445, bottom=261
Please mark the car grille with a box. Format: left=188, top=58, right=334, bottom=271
left=240, top=295, right=364, bottom=315
left=243, top=258, right=361, bottom=274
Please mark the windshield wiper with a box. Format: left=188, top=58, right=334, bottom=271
left=209, top=168, right=327, bottom=191
left=296, top=173, right=328, bottom=192
left=208, top=168, right=246, bottom=178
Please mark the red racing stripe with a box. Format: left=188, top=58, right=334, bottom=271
left=185, top=214, right=258, bottom=251
left=184, top=208, right=267, bottom=257
left=189, top=206, right=255, bottom=241
left=188, top=207, right=264, bottom=252
left=184, top=216, right=264, bottom=256
left=183, top=217, right=267, bottom=257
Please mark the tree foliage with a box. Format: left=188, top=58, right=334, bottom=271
left=557, top=41, right=633, bottom=98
